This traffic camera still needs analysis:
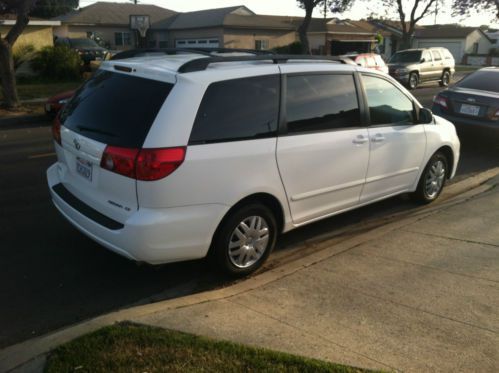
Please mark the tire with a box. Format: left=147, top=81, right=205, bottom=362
left=412, top=152, right=448, bottom=204
left=439, top=71, right=450, bottom=87
left=211, top=203, right=277, bottom=277
left=408, top=72, right=419, bottom=90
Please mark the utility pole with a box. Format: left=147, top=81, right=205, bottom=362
left=324, top=0, right=328, bottom=55
left=434, top=0, right=438, bottom=24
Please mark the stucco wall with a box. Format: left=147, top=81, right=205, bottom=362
left=223, top=28, right=296, bottom=49
left=465, top=30, right=492, bottom=54
left=1, top=25, right=54, bottom=52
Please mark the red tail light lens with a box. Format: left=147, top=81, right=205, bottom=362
left=100, top=146, right=186, bottom=181
left=136, top=147, right=186, bottom=181
left=433, top=94, right=448, bottom=109
left=100, top=146, right=139, bottom=178
left=52, top=117, right=61, bottom=145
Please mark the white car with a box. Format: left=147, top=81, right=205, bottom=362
left=47, top=50, right=460, bottom=275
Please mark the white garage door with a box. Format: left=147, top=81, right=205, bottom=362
left=417, top=41, right=462, bottom=62
left=176, top=38, right=220, bottom=48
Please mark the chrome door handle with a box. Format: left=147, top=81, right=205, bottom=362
left=352, top=135, right=368, bottom=145
left=371, top=134, right=385, bottom=143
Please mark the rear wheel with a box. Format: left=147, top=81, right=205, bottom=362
left=408, top=72, right=419, bottom=90
left=412, top=152, right=448, bottom=204
left=439, top=71, right=450, bottom=87
left=212, top=203, right=277, bottom=276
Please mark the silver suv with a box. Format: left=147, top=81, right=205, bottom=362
left=388, top=48, right=455, bottom=90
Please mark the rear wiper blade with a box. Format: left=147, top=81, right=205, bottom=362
left=76, top=125, right=116, bottom=137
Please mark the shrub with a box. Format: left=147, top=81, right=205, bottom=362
left=31, top=45, right=81, bottom=80
left=13, top=44, right=36, bottom=70
left=272, top=41, right=303, bottom=54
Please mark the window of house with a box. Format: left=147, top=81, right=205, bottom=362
left=189, top=75, right=280, bottom=144
left=115, top=32, right=131, bottom=47
left=286, top=74, right=361, bottom=133
left=362, top=75, right=414, bottom=125
left=255, top=39, right=269, bottom=50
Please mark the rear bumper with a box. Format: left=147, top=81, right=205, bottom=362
left=47, top=163, right=229, bottom=265
left=432, top=106, right=499, bottom=134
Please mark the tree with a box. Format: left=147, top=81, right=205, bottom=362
left=296, top=0, right=353, bottom=54
left=452, top=0, right=499, bottom=20
left=0, top=0, right=79, bottom=109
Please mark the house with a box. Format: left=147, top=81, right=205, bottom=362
left=53, top=2, right=177, bottom=50
left=412, top=25, right=493, bottom=63
left=52, top=2, right=395, bottom=55
left=0, top=15, right=61, bottom=52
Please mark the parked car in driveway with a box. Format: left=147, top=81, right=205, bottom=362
left=432, top=67, right=499, bottom=135
left=45, top=90, right=75, bottom=117
left=47, top=50, right=460, bottom=276
left=388, top=48, right=455, bottom=90
left=341, top=53, right=389, bottom=74
left=55, top=37, right=109, bottom=64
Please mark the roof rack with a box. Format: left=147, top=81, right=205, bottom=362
left=110, top=47, right=355, bottom=73
left=178, top=54, right=354, bottom=73
left=111, top=47, right=274, bottom=61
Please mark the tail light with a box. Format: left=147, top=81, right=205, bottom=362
left=492, top=109, right=499, bottom=121
left=433, top=94, right=448, bottom=109
left=100, top=146, right=185, bottom=181
left=52, top=117, right=62, bottom=145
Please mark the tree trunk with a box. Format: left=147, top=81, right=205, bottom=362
left=298, top=7, right=314, bottom=55
left=400, top=32, right=412, bottom=50
left=0, top=40, right=19, bottom=109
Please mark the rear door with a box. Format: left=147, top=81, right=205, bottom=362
left=359, top=74, right=426, bottom=202
left=419, top=50, right=434, bottom=81
left=276, top=71, right=369, bottom=225
left=57, top=69, right=174, bottom=223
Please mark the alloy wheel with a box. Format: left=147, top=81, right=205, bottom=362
left=425, top=160, right=446, bottom=199
left=228, top=216, right=270, bottom=269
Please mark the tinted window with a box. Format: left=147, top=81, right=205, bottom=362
left=189, top=75, right=279, bottom=144
left=456, top=70, right=499, bottom=93
left=362, top=75, right=414, bottom=125
left=389, top=51, right=422, bottom=63
left=432, top=50, right=442, bottom=61
left=60, top=70, right=173, bottom=148
left=286, top=74, right=361, bottom=133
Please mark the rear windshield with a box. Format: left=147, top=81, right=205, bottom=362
left=389, top=51, right=422, bottom=63
left=60, top=70, right=174, bottom=148
left=70, top=38, right=100, bottom=48
left=456, top=70, right=499, bottom=93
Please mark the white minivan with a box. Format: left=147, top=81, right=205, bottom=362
left=47, top=50, right=460, bottom=275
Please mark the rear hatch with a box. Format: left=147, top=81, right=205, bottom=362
left=56, top=68, right=175, bottom=224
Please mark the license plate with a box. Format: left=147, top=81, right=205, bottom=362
left=460, top=104, right=480, bottom=116
left=76, top=158, right=93, bottom=181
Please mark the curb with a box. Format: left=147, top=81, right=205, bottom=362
left=2, top=169, right=499, bottom=372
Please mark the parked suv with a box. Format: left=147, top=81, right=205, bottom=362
left=388, top=48, right=455, bottom=89
left=47, top=51, right=460, bottom=276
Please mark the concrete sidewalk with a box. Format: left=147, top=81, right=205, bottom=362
left=2, top=175, right=499, bottom=372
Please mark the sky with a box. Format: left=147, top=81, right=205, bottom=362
left=78, top=0, right=499, bottom=27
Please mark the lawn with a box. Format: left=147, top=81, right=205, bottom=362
left=455, top=65, right=482, bottom=72
left=0, top=80, right=82, bottom=102
left=45, top=322, right=376, bottom=373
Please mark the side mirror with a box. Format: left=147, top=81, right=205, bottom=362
left=418, top=107, right=433, bottom=124
left=420, top=58, right=426, bottom=63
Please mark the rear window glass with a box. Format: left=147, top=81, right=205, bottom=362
left=60, top=70, right=173, bottom=148
left=189, top=75, right=279, bottom=144
left=456, top=70, right=499, bottom=93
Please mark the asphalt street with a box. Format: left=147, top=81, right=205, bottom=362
left=1, top=81, right=498, bottom=349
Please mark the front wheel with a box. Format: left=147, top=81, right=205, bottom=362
left=211, top=203, right=277, bottom=276
left=412, top=152, right=448, bottom=204
left=439, top=71, right=450, bottom=87
left=408, top=72, right=419, bottom=90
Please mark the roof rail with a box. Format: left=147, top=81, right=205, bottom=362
left=111, top=47, right=274, bottom=61
left=178, top=54, right=354, bottom=73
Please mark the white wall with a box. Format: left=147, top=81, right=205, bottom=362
left=465, top=29, right=492, bottom=54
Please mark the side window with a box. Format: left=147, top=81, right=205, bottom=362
left=433, top=50, right=442, bottom=61
left=286, top=74, right=361, bottom=133
left=362, top=75, right=414, bottom=125
left=189, top=75, right=279, bottom=144
left=423, top=51, right=432, bottom=62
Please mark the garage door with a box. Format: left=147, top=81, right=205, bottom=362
left=417, top=41, right=462, bottom=62
left=176, top=38, right=220, bottom=48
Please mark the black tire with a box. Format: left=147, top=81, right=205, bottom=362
left=412, top=152, right=448, bottom=204
left=408, top=72, right=419, bottom=90
left=211, top=203, right=277, bottom=277
left=439, top=71, right=450, bottom=87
